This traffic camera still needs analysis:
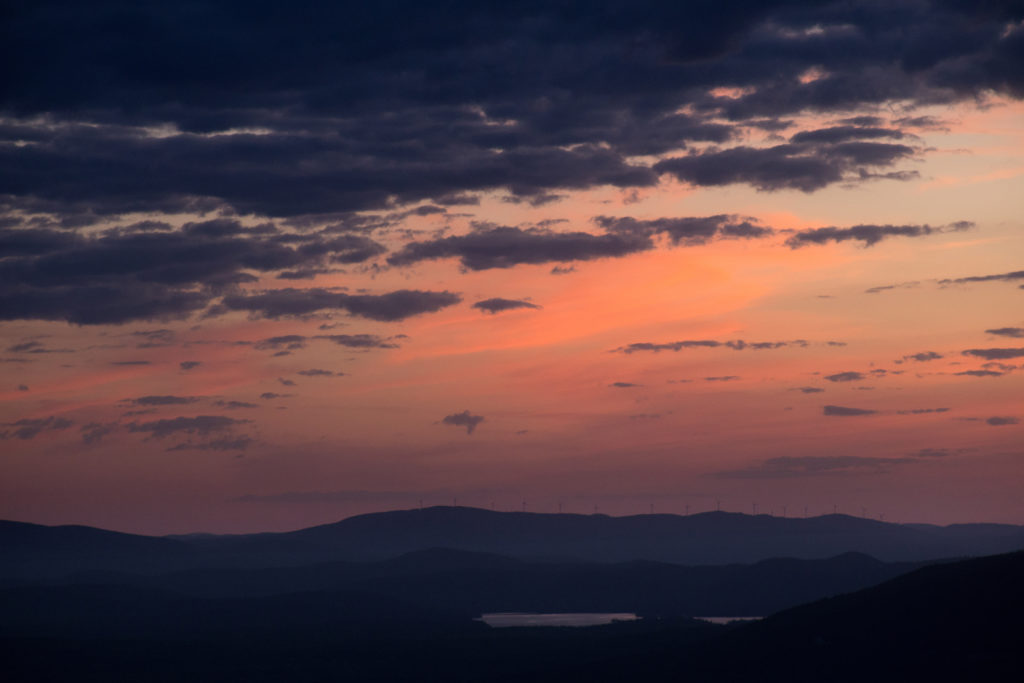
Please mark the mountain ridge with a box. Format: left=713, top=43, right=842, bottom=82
left=3, top=507, right=1023, bottom=578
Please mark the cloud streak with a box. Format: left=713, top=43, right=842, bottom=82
left=786, top=222, right=972, bottom=248
left=473, top=298, right=540, bottom=314
left=823, top=405, right=878, bottom=417
left=220, top=288, right=461, bottom=321
left=614, top=339, right=806, bottom=354
left=127, top=416, right=249, bottom=439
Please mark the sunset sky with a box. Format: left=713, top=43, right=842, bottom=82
left=2, top=0, right=1022, bottom=534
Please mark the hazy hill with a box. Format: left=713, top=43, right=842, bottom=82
left=3, top=507, right=1023, bottom=578
left=8, top=548, right=928, bottom=618
left=185, top=506, right=1024, bottom=565
left=0, top=519, right=198, bottom=578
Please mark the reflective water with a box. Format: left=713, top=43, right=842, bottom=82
left=478, top=612, right=639, bottom=628
left=695, top=616, right=763, bottom=624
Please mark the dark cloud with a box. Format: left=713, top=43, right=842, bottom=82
left=315, top=334, right=398, bottom=349
left=962, top=348, right=1024, bottom=360
left=655, top=141, right=919, bottom=193
left=127, top=415, right=248, bottom=438
left=80, top=422, right=118, bottom=445
left=788, top=126, right=906, bottom=145
left=387, top=226, right=653, bottom=270
left=986, top=327, right=1024, bottom=338
left=4, top=340, right=74, bottom=354
left=939, top=270, right=1024, bottom=285
left=786, top=222, right=972, bottom=248
left=594, top=214, right=773, bottom=244
left=277, top=267, right=336, bottom=280
left=986, top=416, right=1020, bottom=426
left=794, top=386, right=824, bottom=393
left=473, top=298, right=540, bottom=314
left=902, top=351, right=943, bottom=362
left=825, top=371, right=866, bottom=382
left=125, top=395, right=200, bottom=407
left=0, top=220, right=391, bottom=324
left=823, top=405, right=877, bottom=417
left=610, top=382, right=642, bottom=388
left=613, top=339, right=800, bottom=353
left=955, top=369, right=1004, bottom=377
left=390, top=215, right=776, bottom=273
left=277, top=378, right=296, bottom=387
left=2, top=1, right=1022, bottom=330
left=895, top=408, right=950, bottom=415
left=17, top=384, right=29, bottom=391
left=110, top=360, right=151, bottom=366
left=1, top=0, right=1022, bottom=229
left=254, top=335, right=308, bottom=351
left=865, top=281, right=920, bottom=294
left=212, top=400, right=258, bottom=409
left=616, top=340, right=720, bottom=353
left=296, top=369, right=341, bottom=377
left=441, top=410, right=484, bottom=435
left=259, top=393, right=290, bottom=400
left=179, top=361, right=201, bottom=370
left=220, top=288, right=461, bottom=321
left=704, top=376, right=740, bottom=382
left=502, top=193, right=566, bottom=207
left=0, top=415, right=74, bottom=440
left=714, top=455, right=912, bottom=479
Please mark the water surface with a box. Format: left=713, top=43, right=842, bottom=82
left=478, top=612, right=639, bottom=628
left=695, top=616, right=763, bottom=625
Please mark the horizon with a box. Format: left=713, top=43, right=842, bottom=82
left=5, top=503, right=1017, bottom=538
left=2, top=1, right=1022, bottom=536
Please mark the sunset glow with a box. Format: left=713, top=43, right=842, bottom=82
left=2, top=0, right=1022, bottom=534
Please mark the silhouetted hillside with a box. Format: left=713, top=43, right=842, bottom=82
left=0, top=520, right=199, bottom=578
left=187, top=506, right=1024, bottom=565
left=606, top=549, right=1024, bottom=682
left=4, top=508, right=1023, bottom=580
left=9, top=549, right=927, bottom=618
left=2, top=550, right=1019, bottom=682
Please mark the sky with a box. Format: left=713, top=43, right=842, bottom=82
left=1, top=0, right=1022, bottom=534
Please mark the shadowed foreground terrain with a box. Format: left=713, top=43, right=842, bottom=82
left=1, top=510, right=1021, bottom=682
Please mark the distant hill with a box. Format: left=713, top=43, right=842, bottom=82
left=0, top=519, right=198, bottom=578
left=2, top=507, right=1023, bottom=578
left=185, top=506, right=1024, bottom=565
left=10, top=548, right=928, bottom=618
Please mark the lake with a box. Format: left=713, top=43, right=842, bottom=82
left=478, top=612, right=640, bottom=628
left=695, top=616, right=763, bottom=624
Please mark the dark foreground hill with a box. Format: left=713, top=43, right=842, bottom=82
left=4, top=507, right=1023, bottom=577
left=610, top=548, right=1024, bottom=682
left=1, top=550, right=1020, bottom=682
